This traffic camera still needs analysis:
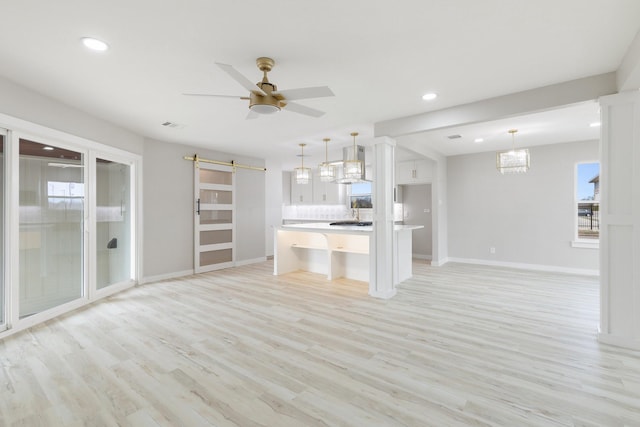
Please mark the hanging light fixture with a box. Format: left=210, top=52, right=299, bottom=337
left=295, top=143, right=311, bottom=184
left=343, top=132, right=363, bottom=180
left=318, top=138, right=336, bottom=182
left=496, top=129, right=530, bottom=174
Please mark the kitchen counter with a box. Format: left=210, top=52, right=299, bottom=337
left=280, top=222, right=422, bottom=233
left=274, top=222, right=423, bottom=289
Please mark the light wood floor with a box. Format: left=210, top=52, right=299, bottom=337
left=1, top=261, right=640, bottom=426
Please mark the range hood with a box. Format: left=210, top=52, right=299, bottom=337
left=333, top=145, right=370, bottom=184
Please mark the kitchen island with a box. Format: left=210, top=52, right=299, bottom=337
left=274, top=222, right=423, bottom=289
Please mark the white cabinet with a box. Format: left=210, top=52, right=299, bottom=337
left=291, top=175, right=313, bottom=204
left=312, top=172, right=343, bottom=204
left=396, top=159, right=433, bottom=184
left=282, top=171, right=292, bottom=205
left=287, top=171, right=345, bottom=205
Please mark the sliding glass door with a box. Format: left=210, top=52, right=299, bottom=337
left=0, top=132, right=5, bottom=327
left=96, top=158, right=132, bottom=289
left=18, top=139, right=84, bottom=318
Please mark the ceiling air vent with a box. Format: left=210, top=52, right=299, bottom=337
left=447, top=134, right=462, bottom=139
left=161, top=121, right=185, bottom=129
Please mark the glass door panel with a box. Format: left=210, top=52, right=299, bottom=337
left=19, top=139, right=84, bottom=318
left=0, top=134, right=4, bottom=326
left=200, top=168, right=232, bottom=185
left=96, top=159, right=131, bottom=289
left=199, top=189, right=232, bottom=204
left=194, top=163, right=234, bottom=273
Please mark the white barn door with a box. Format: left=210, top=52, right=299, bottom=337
left=194, top=162, right=235, bottom=273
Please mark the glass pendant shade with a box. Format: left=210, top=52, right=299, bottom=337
left=343, top=160, right=363, bottom=179
left=295, top=166, right=311, bottom=184
left=497, top=129, right=529, bottom=174
left=318, top=138, right=336, bottom=182
left=319, top=163, right=336, bottom=182
left=496, top=149, right=530, bottom=174
left=343, top=132, right=363, bottom=180
left=295, top=143, right=310, bottom=184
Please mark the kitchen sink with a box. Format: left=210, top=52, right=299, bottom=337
left=329, top=221, right=373, bottom=226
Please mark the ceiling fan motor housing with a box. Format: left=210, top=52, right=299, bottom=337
left=250, top=81, right=282, bottom=114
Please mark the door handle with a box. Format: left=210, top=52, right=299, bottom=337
left=196, top=198, right=201, bottom=215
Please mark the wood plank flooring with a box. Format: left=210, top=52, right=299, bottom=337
left=1, top=261, right=640, bottom=426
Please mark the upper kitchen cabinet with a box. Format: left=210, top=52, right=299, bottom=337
left=396, top=159, right=434, bottom=185
left=312, top=171, right=344, bottom=204
left=291, top=173, right=313, bottom=204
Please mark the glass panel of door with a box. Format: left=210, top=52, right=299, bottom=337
left=96, top=158, right=131, bottom=289
left=195, top=164, right=234, bottom=273
left=18, top=139, right=84, bottom=318
left=0, top=134, right=4, bottom=326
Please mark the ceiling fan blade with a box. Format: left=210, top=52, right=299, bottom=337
left=273, top=86, right=334, bottom=101
left=183, top=93, right=247, bottom=99
left=284, top=102, right=326, bottom=118
left=246, top=110, right=259, bottom=120
left=215, top=62, right=266, bottom=96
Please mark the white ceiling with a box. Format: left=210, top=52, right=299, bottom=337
left=397, top=101, right=601, bottom=158
left=1, top=1, right=638, bottom=170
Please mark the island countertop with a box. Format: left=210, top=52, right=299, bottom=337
left=278, top=222, right=423, bottom=234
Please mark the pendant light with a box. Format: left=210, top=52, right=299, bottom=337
left=295, top=143, right=311, bottom=184
left=496, top=129, right=530, bottom=174
left=318, top=138, right=336, bottom=182
left=343, top=132, right=363, bottom=180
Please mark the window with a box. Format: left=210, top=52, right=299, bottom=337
left=350, top=181, right=372, bottom=208
left=576, top=162, right=599, bottom=241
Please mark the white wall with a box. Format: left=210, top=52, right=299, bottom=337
left=447, top=139, right=599, bottom=273
left=264, top=158, right=283, bottom=257
left=0, top=76, right=143, bottom=154
left=142, top=138, right=266, bottom=279
left=401, top=184, right=432, bottom=259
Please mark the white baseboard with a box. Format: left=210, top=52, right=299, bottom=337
left=368, top=288, right=397, bottom=299
left=598, top=332, right=640, bottom=351
left=141, top=258, right=267, bottom=284
left=412, top=254, right=432, bottom=261
left=235, top=256, right=267, bottom=266
left=446, top=257, right=599, bottom=276
left=430, top=257, right=449, bottom=267
left=140, top=269, right=194, bottom=284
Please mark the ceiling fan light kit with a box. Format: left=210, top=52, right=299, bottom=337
left=249, top=57, right=282, bottom=114
left=185, top=56, right=334, bottom=118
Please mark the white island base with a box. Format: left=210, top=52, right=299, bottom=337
left=274, top=223, right=422, bottom=295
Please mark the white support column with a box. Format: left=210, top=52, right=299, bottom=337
left=598, top=90, right=640, bottom=350
left=369, top=136, right=396, bottom=299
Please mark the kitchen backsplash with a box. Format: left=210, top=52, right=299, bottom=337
left=282, top=204, right=372, bottom=221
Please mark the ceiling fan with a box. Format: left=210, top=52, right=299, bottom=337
left=184, top=57, right=335, bottom=119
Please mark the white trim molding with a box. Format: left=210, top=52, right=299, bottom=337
left=571, top=240, right=600, bottom=249
left=598, top=332, right=640, bottom=351
left=140, top=269, right=195, bottom=285
left=235, top=257, right=268, bottom=267
left=446, top=257, right=599, bottom=276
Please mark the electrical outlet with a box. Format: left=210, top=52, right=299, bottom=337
left=490, top=247, right=496, bottom=254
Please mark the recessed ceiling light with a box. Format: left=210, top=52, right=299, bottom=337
left=43, top=146, right=54, bottom=151
left=81, top=37, right=109, bottom=52
left=589, top=122, right=601, bottom=127
left=422, top=92, right=437, bottom=101
left=474, top=138, right=484, bottom=143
